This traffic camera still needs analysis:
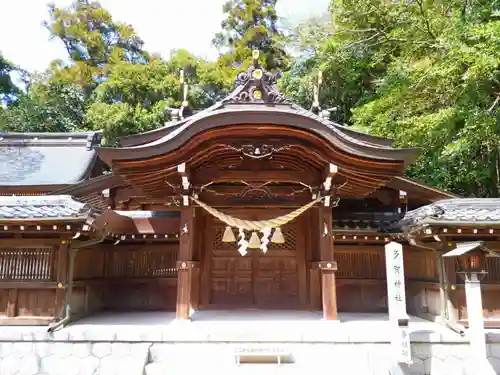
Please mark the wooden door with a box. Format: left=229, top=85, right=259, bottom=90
left=205, top=213, right=303, bottom=308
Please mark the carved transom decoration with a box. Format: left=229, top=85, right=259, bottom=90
left=222, top=51, right=289, bottom=104
left=218, top=143, right=295, bottom=159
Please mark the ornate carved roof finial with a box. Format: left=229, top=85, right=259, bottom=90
left=179, top=69, right=190, bottom=119
left=222, top=50, right=289, bottom=105
left=165, top=69, right=191, bottom=122
left=252, top=49, right=260, bottom=64
left=311, top=71, right=322, bottom=114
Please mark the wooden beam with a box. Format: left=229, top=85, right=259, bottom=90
left=0, top=238, right=66, bottom=248
left=193, top=170, right=319, bottom=185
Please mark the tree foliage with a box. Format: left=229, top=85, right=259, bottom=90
left=2, top=0, right=500, bottom=197
left=1, top=83, right=85, bottom=133
left=0, top=53, right=19, bottom=103
left=284, top=0, right=500, bottom=197
left=213, top=0, right=288, bottom=71
left=44, top=0, right=148, bottom=95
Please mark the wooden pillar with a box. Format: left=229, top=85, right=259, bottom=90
left=317, top=207, right=338, bottom=320
left=6, top=289, right=18, bottom=317
left=176, top=207, right=200, bottom=320
left=55, top=240, right=69, bottom=318
left=443, top=253, right=459, bottom=321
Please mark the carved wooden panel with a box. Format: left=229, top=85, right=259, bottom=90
left=0, top=248, right=55, bottom=281
left=208, top=222, right=299, bottom=307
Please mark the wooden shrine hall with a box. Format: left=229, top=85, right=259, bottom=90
left=1, top=52, right=500, bottom=330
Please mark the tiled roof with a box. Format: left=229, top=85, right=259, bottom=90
left=0, top=195, right=94, bottom=220
left=0, top=132, right=101, bottom=186
left=399, top=198, right=500, bottom=228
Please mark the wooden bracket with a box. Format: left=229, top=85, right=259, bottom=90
left=313, top=260, right=338, bottom=272
left=177, top=163, right=191, bottom=206
left=176, top=260, right=200, bottom=270
left=323, top=163, right=338, bottom=193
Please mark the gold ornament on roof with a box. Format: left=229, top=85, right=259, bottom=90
left=253, top=90, right=262, bottom=100
left=252, top=69, right=263, bottom=80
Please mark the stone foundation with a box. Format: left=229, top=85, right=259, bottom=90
left=1, top=333, right=500, bottom=374
left=1, top=312, right=500, bottom=375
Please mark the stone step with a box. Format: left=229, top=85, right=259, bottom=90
left=144, top=362, right=349, bottom=375
left=147, top=343, right=387, bottom=374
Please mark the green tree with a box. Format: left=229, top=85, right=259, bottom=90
left=213, top=0, right=288, bottom=71
left=85, top=50, right=230, bottom=144
left=0, top=53, right=19, bottom=103
left=44, top=0, right=147, bottom=96
left=284, top=0, right=500, bottom=197
left=1, top=83, right=85, bottom=133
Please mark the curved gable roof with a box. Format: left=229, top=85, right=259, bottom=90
left=98, top=104, right=419, bottom=167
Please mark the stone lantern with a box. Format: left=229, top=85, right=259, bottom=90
left=443, top=241, right=499, bottom=361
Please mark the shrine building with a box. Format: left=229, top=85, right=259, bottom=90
left=1, top=52, right=500, bottom=333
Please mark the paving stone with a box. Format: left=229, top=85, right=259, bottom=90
left=40, top=355, right=63, bottom=375
left=51, top=342, right=73, bottom=358
left=1, top=355, right=22, bottom=375
left=99, top=355, right=147, bottom=375
left=78, top=356, right=100, bottom=375
left=0, top=342, right=14, bottom=358
left=18, top=354, right=40, bottom=375
left=12, top=342, right=34, bottom=358
left=91, top=343, right=112, bottom=359
left=72, top=343, right=93, bottom=358
left=34, top=342, right=51, bottom=358
left=110, top=343, right=132, bottom=356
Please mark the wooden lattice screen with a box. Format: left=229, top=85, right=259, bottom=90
left=104, top=246, right=178, bottom=279
left=0, top=248, right=55, bottom=281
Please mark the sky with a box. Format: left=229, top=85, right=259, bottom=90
left=0, top=0, right=330, bottom=74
